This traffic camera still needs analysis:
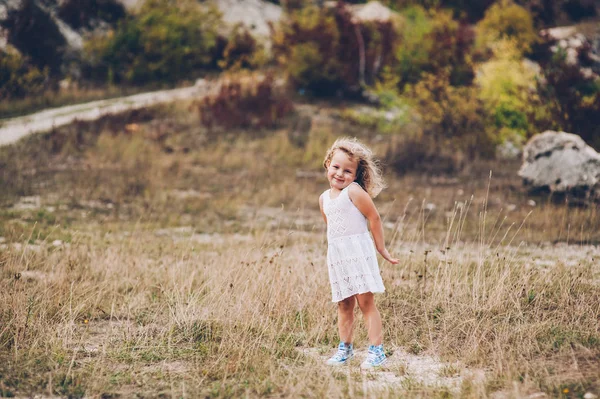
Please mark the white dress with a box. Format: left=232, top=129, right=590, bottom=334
left=322, top=182, right=385, bottom=302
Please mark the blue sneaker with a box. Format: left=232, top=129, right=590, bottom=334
left=326, top=342, right=354, bottom=365
left=361, top=344, right=387, bottom=369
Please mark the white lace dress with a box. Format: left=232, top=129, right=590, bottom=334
left=322, top=182, right=385, bottom=302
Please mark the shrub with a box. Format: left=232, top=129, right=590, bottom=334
left=425, top=9, right=475, bottom=85
left=0, top=0, right=66, bottom=76
left=272, top=3, right=398, bottom=96
left=57, top=0, right=126, bottom=30
left=475, top=40, right=544, bottom=141
left=380, top=0, right=441, bottom=10
left=516, top=0, right=597, bottom=27
left=476, top=0, right=537, bottom=55
left=393, top=7, right=475, bottom=87
left=83, top=0, right=221, bottom=84
left=196, top=72, right=294, bottom=130
left=0, top=48, right=49, bottom=100
left=536, top=48, right=600, bottom=149
left=437, top=0, right=496, bottom=21
left=393, top=6, right=433, bottom=85
left=389, top=71, right=492, bottom=173
left=272, top=5, right=343, bottom=95
left=384, top=0, right=496, bottom=22
left=218, top=24, right=268, bottom=71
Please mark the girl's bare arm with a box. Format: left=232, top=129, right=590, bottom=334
left=349, top=184, right=399, bottom=264
left=319, top=193, right=327, bottom=224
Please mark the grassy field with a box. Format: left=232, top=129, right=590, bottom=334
left=1, top=103, right=599, bottom=398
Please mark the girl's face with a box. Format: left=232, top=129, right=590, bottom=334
left=326, top=150, right=358, bottom=191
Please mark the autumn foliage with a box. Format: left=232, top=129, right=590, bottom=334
left=197, top=73, right=294, bottom=130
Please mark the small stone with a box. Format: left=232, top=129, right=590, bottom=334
left=425, top=203, right=436, bottom=212
left=507, top=204, right=517, bottom=212
left=584, top=393, right=598, bottom=399
left=527, top=200, right=536, bottom=207
left=568, top=37, right=583, bottom=48
left=566, top=47, right=578, bottom=64
left=52, top=240, right=63, bottom=247
left=0, top=237, right=5, bottom=243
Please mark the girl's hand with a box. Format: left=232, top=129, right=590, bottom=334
left=379, top=248, right=399, bottom=264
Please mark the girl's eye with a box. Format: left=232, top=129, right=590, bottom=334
left=345, top=170, right=351, bottom=173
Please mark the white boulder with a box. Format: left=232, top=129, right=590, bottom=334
left=518, top=131, right=600, bottom=201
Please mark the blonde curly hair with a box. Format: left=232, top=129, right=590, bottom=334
left=323, top=137, right=387, bottom=198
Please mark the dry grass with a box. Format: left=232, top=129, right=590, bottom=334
left=0, top=104, right=599, bottom=397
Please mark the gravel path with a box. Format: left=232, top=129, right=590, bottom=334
left=0, top=80, right=210, bottom=147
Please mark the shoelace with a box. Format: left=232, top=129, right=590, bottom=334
left=332, top=347, right=349, bottom=361
left=366, top=350, right=377, bottom=363
left=366, top=349, right=383, bottom=364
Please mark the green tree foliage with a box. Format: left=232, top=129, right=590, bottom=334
left=426, top=10, right=475, bottom=85
left=475, top=40, right=546, bottom=143
left=84, top=0, right=220, bottom=84
left=516, top=0, right=597, bottom=27
left=0, top=49, right=48, bottom=100
left=218, top=24, right=269, bottom=71
left=57, top=0, right=126, bottom=29
left=409, top=72, right=493, bottom=157
left=394, top=6, right=433, bottom=84
left=476, top=0, right=537, bottom=55
left=394, top=7, right=475, bottom=87
left=389, top=71, right=492, bottom=173
left=0, top=0, right=66, bottom=76
left=272, top=3, right=397, bottom=96
left=383, top=0, right=496, bottom=21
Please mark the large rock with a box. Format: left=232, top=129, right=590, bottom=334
left=214, top=0, right=282, bottom=38
left=518, top=131, right=600, bottom=201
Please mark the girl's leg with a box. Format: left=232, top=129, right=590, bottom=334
left=337, top=296, right=356, bottom=343
left=356, top=292, right=383, bottom=345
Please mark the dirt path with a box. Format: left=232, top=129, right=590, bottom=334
left=0, top=80, right=211, bottom=147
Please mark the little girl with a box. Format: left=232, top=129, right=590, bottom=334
left=319, top=137, right=399, bottom=369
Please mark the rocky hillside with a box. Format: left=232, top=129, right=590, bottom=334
left=0, top=0, right=126, bottom=76
left=0, top=0, right=282, bottom=79
left=0, top=0, right=598, bottom=98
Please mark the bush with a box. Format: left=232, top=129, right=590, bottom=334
left=475, top=40, right=544, bottom=141
left=393, top=6, right=433, bottom=85
left=84, top=0, right=221, bottom=84
left=272, top=3, right=398, bottom=96
left=0, top=48, right=49, bottom=100
left=218, top=24, right=268, bottom=71
left=196, top=72, right=294, bottom=130
left=57, top=0, right=126, bottom=30
left=384, top=0, right=496, bottom=22
left=0, top=1, right=66, bottom=76
left=393, top=7, right=475, bottom=87
left=476, top=0, right=537, bottom=55
left=516, top=0, right=597, bottom=27
left=425, top=9, right=475, bottom=85
left=389, top=72, right=492, bottom=173
left=272, top=5, right=343, bottom=95
left=536, top=49, right=600, bottom=149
